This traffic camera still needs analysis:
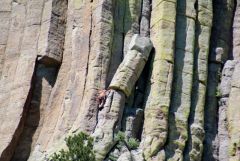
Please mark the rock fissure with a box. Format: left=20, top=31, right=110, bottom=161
left=1, top=0, right=240, bottom=161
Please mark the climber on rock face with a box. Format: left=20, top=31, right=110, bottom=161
left=96, top=89, right=108, bottom=110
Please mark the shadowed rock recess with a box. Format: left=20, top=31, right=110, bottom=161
left=1, top=0, right=240, bottom=161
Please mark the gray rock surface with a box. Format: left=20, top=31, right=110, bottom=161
left=1, top=1, right=240, bottom=161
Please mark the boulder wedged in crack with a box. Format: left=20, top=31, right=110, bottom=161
left=92, top=34, right=153, bottom=161
left=109, top=34, right=153, bottom=97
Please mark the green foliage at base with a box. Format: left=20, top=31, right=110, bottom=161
left=108, top=154, right=118, bottom=161
left=115, top=131, right=125, bottom=142
left=114, top=131, right=140, bottom=150
left=216, top=88, right=222, bottom=98
left=127, top=138, right=140, bottom=150
left=48, top=132, right=95, bottom=161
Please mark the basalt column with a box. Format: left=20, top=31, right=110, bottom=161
left=141, top=0, right=177, bottom=160
left=227, top=0, right=240, bottom=160
left=185, top=0, right=213, bottom=160
left=204, top=0, right=235, bottom=161
left=0, top=1, right=43, bottom=160
left=165, top=1, right=196, bottom=160
left=93, top=34, right=153, bottom=161
left=28, top=0, right=114, bottom=159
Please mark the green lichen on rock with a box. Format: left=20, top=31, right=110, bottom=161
left=164, top=0, right=197, bottom=160
left=185, top=0, right=213, bottom=160
left=141, top=0, right=177, bottom=160
left=93, top=34, right=152, bottom=161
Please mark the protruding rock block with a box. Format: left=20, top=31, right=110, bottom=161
left=128, top=35, right=153, bottom=58
left=109, top=34, right=153, bottom=97
left=37, top=0, right=67, bottom=66
left=93, top=35, right=152, bottom=161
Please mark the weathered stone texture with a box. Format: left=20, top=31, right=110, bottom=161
left=228, top=61, right=240, bottom=161
left=165, top=1, right=196, bottom=160
left=185, top=1, right=213, bottom=160
left=93, top=35, right=152, bottom=161
left=141, top=0, right=177, bottom=160
left=93, top=90, right=125, bottom=161
left=218, top=60, right=236, bottom=161
left=204, top=0, right=235, bottom=161
left=0, top=1, right=43, bottom=160
left=37, top=0, right=67, bottom=65
left=1, top=0, right=240, bottom=161
left=12, top=65, right=57, bottom=161
left=0, top=0, right=11, bottom=77
left=28, top=0, right=114, bottom=159
left=123, top=0, right=142, bottom=56
left=109, top=35, right=152, bottom=97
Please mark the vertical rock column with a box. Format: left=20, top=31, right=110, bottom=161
left=0, top=0, right=12, bottom=77
left=0, top=1, right=43, bottom=160
left=185, top=0, right=213, bottom=160
left=12, top=0, right=67, bottom=160
left=93, top=34, right=152, bottom=161
left=71, top=0, right=114, bottom=133
left=29, top=0, right=96, bottom=158
left=123, top=0, right=142, bottom=56
left=12, top=66, right=58, bottom=161
left=140, top=0, right=150, bottom=37
left=107, top=0, right=141, bottom=85
left=218, top=60, right=236, bottom=161
left=164, top=0, right=196, bottom=160
left=141, top=0, right=177, bottom=160
left=121, top=0, right=151, bottom=141
left=204, top=0, right=235, bottom=161
left=37, top=0, right=67, bottom=65
left=227, top=62, right=240, bottom=161
left=228, top=1, right=240, bottom=160
left=106, top=0, right=125, bottom=86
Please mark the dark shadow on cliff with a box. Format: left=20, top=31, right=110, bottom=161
left=202, top=0, right=236, bottom=160
left=11, top=64, right=58, bottom=161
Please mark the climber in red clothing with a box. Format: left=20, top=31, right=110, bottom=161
left=96, top=89, right=108, bottom=110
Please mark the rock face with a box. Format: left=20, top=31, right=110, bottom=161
left=1, top=0, right=240, bottom=161
left=93, top=34, right=152, bottom=161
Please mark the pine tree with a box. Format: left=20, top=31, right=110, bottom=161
left=49, top=132, right=95, bottom=161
